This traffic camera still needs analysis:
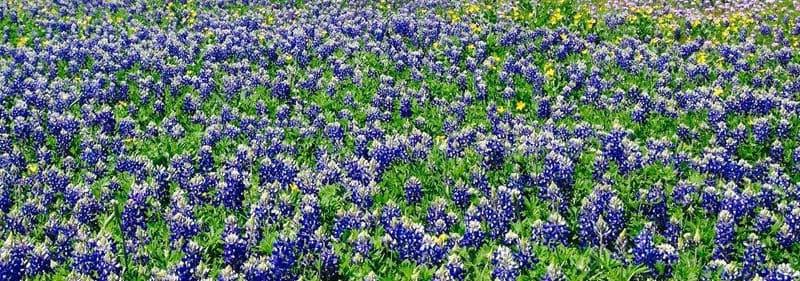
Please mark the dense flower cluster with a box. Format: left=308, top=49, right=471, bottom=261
left=1, top=0, right=800, bottom=279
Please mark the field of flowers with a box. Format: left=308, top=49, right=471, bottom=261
left=3, top=0, right=800, bottom=280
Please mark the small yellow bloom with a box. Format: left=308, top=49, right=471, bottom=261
left=546, top=68, right=555, bottom=78
left=515, top=101, right=526, bottom=111
left=27, top=164, right=38, bottom=174
left=696, top=52, right=707, bottom=65
left=469, top=23, right=481, bottom=33
left=497, top=106, right=506, bottom=114
left=549, top=9, right=563, bottom=25
left=290, top=183, right=299, bottom=192
left=448, top=10, right=460, bottom=22
left=713, top=86, right=724, bottom=97
left=435, top=135, right=446, bottom=143
left=16, top=36, right=28, bottom=48
left=434, top=234, right=448, bottom=245
left=544, top=63, right=555, bottom=79
left=465, top=4, right=480, bottom=14
left=285, top=54, right=293, bottom=62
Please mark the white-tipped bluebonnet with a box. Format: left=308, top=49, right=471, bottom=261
left=533, top=212, right=570, bottom=248
left=404, top=176, right=422, bottom=205
left=713, top=210, right=736, bottom=260
left=491, top=246, right=519, bottom=281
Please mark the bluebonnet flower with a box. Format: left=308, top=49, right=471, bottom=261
left=642, top=185, right=669, bottom=229
left=320, top=246, right=341, bottom=281
left=26, top=243, right=52, bottom=277
left=223, top=232, right=248, bottom=270
left=268, top=236, right=297, bottom=279
left=713, top=210, right=735, bottom=260
left=541, top=264, right=566, bottom=281
left=672, top=181, right=696, bottom=207
left=71, top=232, right=121, bottom=280
left=777, top=222, right=795, bottom=249
left=197, top=145, right=215, bottom=173
left=427, top=198, right=457, bottom=235
left=657, top=243, right=679, bottom=277
left=260, top=155, right=298, bottom=187
left=121, top=183, right=149, bottom=241
left=218, top=167, right=247, bottom=210
left=346, top=179, right=377, bottom=210
left=470, top=167, right=490, bottom=197
left=186, top=174, right=214, bottom=206
left=170, top=240, right=206, bottom=280
left=460, top=219, right=485, bottom=248
left=701, top=185, right=720, bottom=215
left=0, top=238, right=30, bottom=281
left=753, top=117, right=771, bottom=143
left=476, top=136, right=507, bottom=170
left=533, top=212, right=570, bottom=248
left=167, top=189, right=200, bottom=248
left=72, top=194, right=101, bottom=226
left=404, top=176, right=422, bottom=205
left=383, top=217, right=424, bottom=263
left=482, top=186, right=520, bottom=240
left=491, top=246, right=519, bottom=281
left=755, top=209, right=775, bottom=234
left=351, top=231, right=373, bottom=263
left=742, top=234, right=766, bottom=280
left=632, top=224, right=658, bottom=271
left=433, top=254, right=465, bottom=281
left=542, top=150, right=576, bottom=190
left=785, top=206, right=800, bottom=235
left=451, top=181, right=471, bottom=210
left=764, top=264, right=799, bottom=281
left=718, top=261, right=741, bottom=281
left=325, top=122, right=345, bottom=146
left=420, top=233, right=454, bottom=265
left=507, top=234, right=537, bottom=271
left=217, top=266, right=239, bottom=281
left=663, top=217, right=682, bottom=246
left=297, top=194, right=321, bottom=234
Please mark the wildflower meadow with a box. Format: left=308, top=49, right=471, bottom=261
left=2, top=0, right=800, bottom=280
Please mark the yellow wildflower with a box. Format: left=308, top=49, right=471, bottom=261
left=713, top=86, right=724, bottom=97
left=469, top=23, right=481, bottom=33
left=434, top=234, right=448, bottom=245
left=549, top=9, right=563, bottom=25
left=696, top=52, right=707, bottom=65
left=27, top=163, right=38, bottom=174
left=516, top=101, right=526, bottom=111
left=466, top=4, right=480, bottom=14
left=16, top=36, right=28, bottom=48
left=497, top=106, right=506, bottom=114
left=544, top=63, right=555, bottom=79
